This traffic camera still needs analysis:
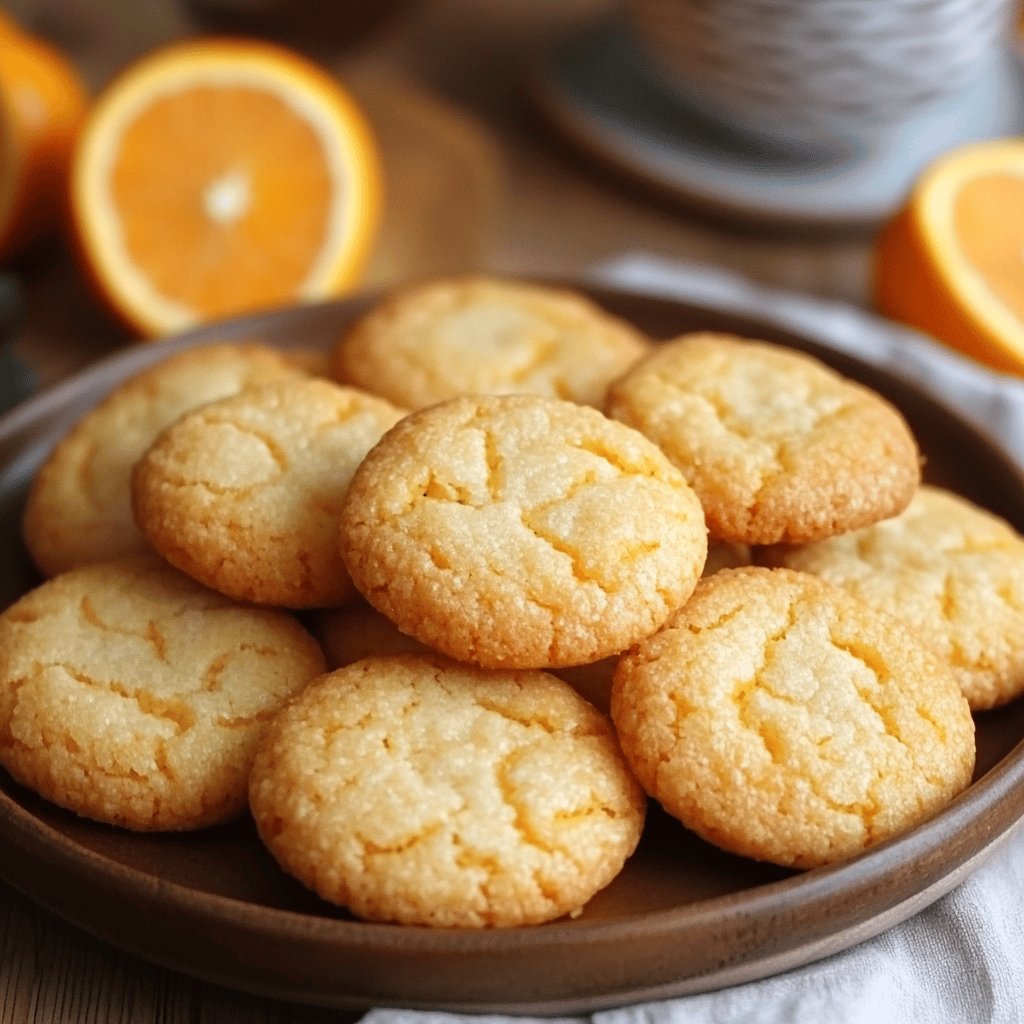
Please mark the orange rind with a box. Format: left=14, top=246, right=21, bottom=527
left=0, top=15, right=88, bottom=261
left=873, top=137, right=1024, bottom=375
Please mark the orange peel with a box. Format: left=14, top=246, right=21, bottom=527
left=873, top=137, right=1024, bottom=375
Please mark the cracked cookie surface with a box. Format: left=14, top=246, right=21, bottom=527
left=23, top=342, right=310, bottom=578
left=760, top=485, right=1024, bottom=711
left=0, top=556, right=326, bottom=831
left=132, top=377, right=405, bottom=608
left=331, top=276, right=650, bottom=410
left=339, top=394, right=708, bottom=669
left=604, top=333, right=920, bottom=544
left=249, top=654, right=646, bottom=927
left=611, top=567, right=975, bottom=869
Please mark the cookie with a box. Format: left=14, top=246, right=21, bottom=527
left=22, top=341, right=309, bottom=577
left=331, top=276, right=650, bottom=410
left=611, top=567, right=975, bottom=870
left=249, top=654, right=646, bottom=927
left=605, top=333, right=921, bottom=545
left=132, top=377, right=405, bottom=608
left=309, top=600, right=616, bottom=712
left=0, top=556, right=326, bottom=831
left=760, top=485, right=1024, bottom=711
left=339, top=393, right=708, bottom=668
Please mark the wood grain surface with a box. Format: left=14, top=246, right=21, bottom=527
left=0, top=879, right=362, bottom=1024
left=0, top=0, right=886, bottom=1020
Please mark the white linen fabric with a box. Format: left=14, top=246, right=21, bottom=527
left=360, top=255, right=1024, bottom=1024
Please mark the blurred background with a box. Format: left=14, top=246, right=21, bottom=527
left=0, top=0, right=873, bottom=380
left=1, top=0, right=1022, bottom=388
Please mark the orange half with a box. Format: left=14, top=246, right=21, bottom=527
left=71, top=39, right=382, bottom=337
left=873, top=137, right=1024, bottom=375
left=0, top=16, right=88, bottom=261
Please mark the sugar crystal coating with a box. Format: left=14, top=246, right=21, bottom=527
left=250, top=654, right=647, bottom=927
left=339, top=394, right=708, bottom=668
left=0, top=556, right=326, bottom=831
left=612, top=567, right=975, bottom=869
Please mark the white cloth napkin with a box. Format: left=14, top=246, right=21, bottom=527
left=362, top=255, right=1024, bottom=1024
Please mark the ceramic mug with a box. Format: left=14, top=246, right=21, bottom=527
left=625, top=0, right=1019, bottom=156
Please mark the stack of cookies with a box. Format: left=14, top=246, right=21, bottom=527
left=4, top=274, right=1020, bottom=929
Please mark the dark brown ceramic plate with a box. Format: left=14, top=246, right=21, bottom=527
left=2, top=286, right=1024, bottom=1015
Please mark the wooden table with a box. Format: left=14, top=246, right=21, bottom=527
left=0, top=1, right=877, bottom=1021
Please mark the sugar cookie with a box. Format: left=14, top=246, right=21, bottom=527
left=760, top=485, right=1024, bottom=710
left=339, top=394, right=707, bottom=668
left=611, top=567, right=975, bottom=869
left=132, top=378, right=405, bottom=608
left=249, top=654, right=646, bottom=927
left=605, top=333, right=920, bottom=544
left=0, top=556, right=326, bottom=831
left=331, top=276, right=650, bottom=409
left=22, top=341, right=309, bottom=577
